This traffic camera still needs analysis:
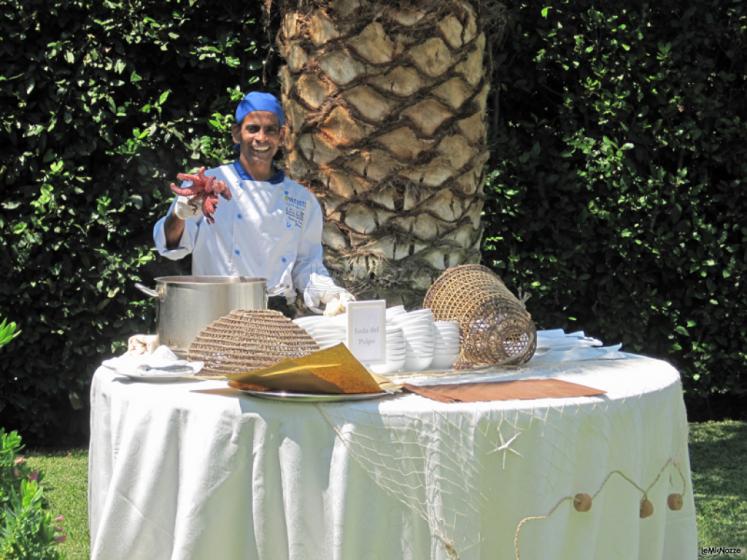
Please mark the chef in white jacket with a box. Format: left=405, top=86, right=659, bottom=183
left=153, top=91, right=352, bottom=316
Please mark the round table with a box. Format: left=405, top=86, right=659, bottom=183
left=88, top=353, right=697, bottom=559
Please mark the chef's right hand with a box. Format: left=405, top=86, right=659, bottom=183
left=173, top=195, right=203, bottom=221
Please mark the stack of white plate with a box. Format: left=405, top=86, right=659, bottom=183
left=390, top=308, right=435, bottom=371
left=369, top=325, right=407, bottom=375
left=293, top=315, right=346, bottom=349
left=431, top=320, right=461, bottom=369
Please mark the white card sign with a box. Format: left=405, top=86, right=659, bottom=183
left=346, top=300, right=386, bottom=364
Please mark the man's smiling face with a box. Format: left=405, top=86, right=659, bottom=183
left=232, top=111, right=284, bottom=180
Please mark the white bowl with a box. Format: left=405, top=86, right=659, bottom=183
left=369, top=357, right=406, bottom=375
left=404, top=333, right=435, bottom=344
left=385, top=305, right=407, bottom=319
left=433, top=341, right=460, bottom=353
left=391, top=310, right=433, bottom=323
left=434, top=332, right=460, bottom=342
left=434, top=330, right=460, bottom=339
left=404, top=341, right=435, bottom=352
left=430, top=354, right=458, bottom=370
left=404, top=324, right=432, bottom=333
left=433, top=334, right=459, bottom=347
left=403, top=354, right=433, bottom=372
left=433, top=332, right=459, bottom=343
left=403, top=308, right=433, bottom=317
left=406, top=332, right=435, bottom=344
left=392, top=312, right=432, bottom=323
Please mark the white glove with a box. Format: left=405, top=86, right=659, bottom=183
left=323, top=291, right=355, bottom=317
left=304, top=273, right=354, bottom=314
left=173, top=195, right=203, bottom=220
left=127, top=334, right=160, bottom=356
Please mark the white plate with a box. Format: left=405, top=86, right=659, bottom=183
left=306, top=327, right=346, bottom=335
left=237, top=389, right=394, bottom=402
left=110, top=370, right=201, bottom=382
left=313, top=334, right=345, bottom=342
left=403, top=355, right=433, bottom=371
left=430, top=357, right=457, bottom=369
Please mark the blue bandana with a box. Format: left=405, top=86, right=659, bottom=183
left=234, top=92, right=285, bottom=126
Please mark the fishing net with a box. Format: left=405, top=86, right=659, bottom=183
left=423, top=264, right=536, bottom=369
left=188, top=309, right=319, bottom=376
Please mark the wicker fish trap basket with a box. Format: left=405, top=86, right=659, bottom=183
left=423, top=264, right=536, bottom=369
left=188, top=309, right=320, bottom=376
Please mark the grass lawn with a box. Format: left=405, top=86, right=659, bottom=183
left=26, top=448, right=89, bottom=560
left=25, top=421, right=747, bottom=559
left=689, top=420, right=747, bottom=559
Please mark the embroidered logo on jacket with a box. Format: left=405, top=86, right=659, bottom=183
left=284, top=191, right=306, bottom=229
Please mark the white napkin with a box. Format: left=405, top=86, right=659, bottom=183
left=103, top=345, right=203, bottom=378
left=536, top=329, right=603, bottom=350
left=127, top=334, right=160, bottom=355
left=529, top=328, right=624, bottom=364
left=530, top=343, right=625, bottom=365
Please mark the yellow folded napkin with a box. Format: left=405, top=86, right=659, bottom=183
left=227, top=343, right=395, bottom=394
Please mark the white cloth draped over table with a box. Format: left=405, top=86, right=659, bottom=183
left=88, top=354, right=697, bottom=560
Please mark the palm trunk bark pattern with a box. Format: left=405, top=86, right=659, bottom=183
left=278, top=0, right=495, bottom=305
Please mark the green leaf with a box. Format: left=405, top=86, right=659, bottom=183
left=158, top=90, right=171, bottom=106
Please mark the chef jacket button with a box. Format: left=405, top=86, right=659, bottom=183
left=281, top=257, right=287, bottom=263
left=237, top=213, right=242, bottom=219
left=234, top=249, right=240, bottom=256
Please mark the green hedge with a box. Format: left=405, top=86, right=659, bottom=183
left=0, top=0, right=268, bottom=444
left=483, top=0, right=746, bottom=416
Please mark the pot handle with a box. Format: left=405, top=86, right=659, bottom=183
left=134, top=282, right=161, bottom=299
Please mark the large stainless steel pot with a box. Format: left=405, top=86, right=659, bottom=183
left=135, top=276, right=267, bottom=356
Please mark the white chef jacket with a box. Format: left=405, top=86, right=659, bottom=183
left=153, top=161, right=343, bottom=307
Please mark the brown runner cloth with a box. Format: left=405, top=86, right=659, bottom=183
left=403, top=378, right=606, bottom=403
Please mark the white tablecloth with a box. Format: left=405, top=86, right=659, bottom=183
left=88, top=354, right=697, bottom=560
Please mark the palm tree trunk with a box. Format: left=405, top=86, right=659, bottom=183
left=277, top=0, right=502, bottom=306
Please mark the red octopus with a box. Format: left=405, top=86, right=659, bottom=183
left=169, top=167, right=232, bottom=224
